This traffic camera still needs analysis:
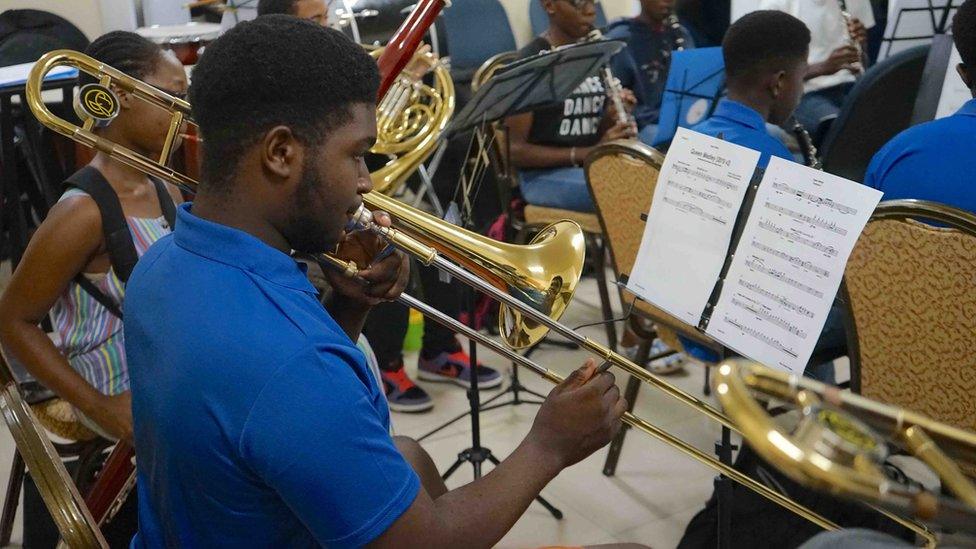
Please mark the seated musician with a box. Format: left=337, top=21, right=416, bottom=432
left=686, top=10, right=845, bottom=383
left=606, top=0, right=695, bottom=142
left=258, top=0, right=501, bottom=413
left=507, top=0, right=639, bottom=214
left=690, top=10, right=807, bottom=169
left=510, top=0, right=685, bottom=374
left=864, top=0, right=976, bottom=214
left=759, top=0, right=873, bottom=145
left=123, top=16, right=632, bottom=547
left=0, top=31, right=186, bottom=443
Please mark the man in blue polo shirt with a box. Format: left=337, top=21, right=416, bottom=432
left=864, top=0, right=976, bottom=214
left=690, top=10, right=808, bottom=169
left=124, top=16, right=628, bottom=548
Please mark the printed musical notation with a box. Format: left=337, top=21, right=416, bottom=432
left=730, top=297, right=808, bottom=338
left=626, top=128, right=759, bottom=326
left=672, top=164, right=739, bottom=191
left=737, top=279, right=815, bottom=319
left=750, top=240, right=830, bottom=278
left=706, top=156, right=882, bottom=375
left=758, top=219, right=838, bottom=257
left=722, top=316, right=799, bottom=358
left=666, top=179, right=735, bottom=209
left=662, top=196, right=728, bottom=225
left=764, top=202, right=848, bottom=236
left=771, top=181, right=858, bottom=215
left=744, top=259, right=824, bottom=299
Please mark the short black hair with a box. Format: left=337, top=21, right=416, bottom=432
left=83, top=30, right=162, bottom=86
left=722, top=10, right=811, bottom=83
left=188, top=15, right=379, bottom=192
left=953, top=0, right=976, bottom=68
left=257, top=0, right=299, bottom=16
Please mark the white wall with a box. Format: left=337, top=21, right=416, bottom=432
left=0, top=0, right=137, bottom=40
left=495, top=0, right=640, bottom=48
left=730, top=0, right=762, bottom=22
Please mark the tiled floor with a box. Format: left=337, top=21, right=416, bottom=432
left=0, top=269, right=846, bottom=548
left=382, top=276, right=732, bottom=548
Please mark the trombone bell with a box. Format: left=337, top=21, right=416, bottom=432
left=363, top=192, right=585, bottom=349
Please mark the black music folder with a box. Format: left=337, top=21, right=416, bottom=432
left=444, top=39, right=623, bottom=139
left=625, top=128, right=881, bottom=374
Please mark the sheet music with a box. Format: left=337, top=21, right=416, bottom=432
left=705, top=157, right=881, bottom=374
left=881, top=0, right=960, bottom=60
left=627, top=128, right=758, bottom=325
left=0, top=63, right=76, bottom=90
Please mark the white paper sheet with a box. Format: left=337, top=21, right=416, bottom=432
left=881, top=0, right=960, bottom=60
left=936, top=45, right=970, bottom=119
left=626, top=128, right=759, bottom=325
left=0, top=62, right=76, bottom=90
left=705, top=157, right=882, bottom=374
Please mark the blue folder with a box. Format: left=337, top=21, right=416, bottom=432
left=652, top=47, right=725, bottom=147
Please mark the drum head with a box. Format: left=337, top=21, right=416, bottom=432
left=136, top=22, right=222, bottom=44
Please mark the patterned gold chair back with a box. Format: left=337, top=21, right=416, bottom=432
left=583, top=140, right=721, bottom=353
left=843, top=200, right=976, bottom=445
left=0, top=354, right=106, bottom=548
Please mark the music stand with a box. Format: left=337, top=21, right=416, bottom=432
left=652, top=47, right=725, bottom=148
left=911, top=33, right=970, bottom=123
left=422, top=40, right=623, bottom=520
left=879, top=0, right=962, bottom=61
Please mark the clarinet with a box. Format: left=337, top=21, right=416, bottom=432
left=667, top=11, right=686, bottom=52
left=586, top=29, right=631, bottom=126
left=791, top=120, right=822, bottom=170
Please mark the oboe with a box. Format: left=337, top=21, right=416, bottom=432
left=586, top=29, right=631, bottom=126
left=838, top=0, right=867, bottom=75
left=791, top=119, right=822, bottom=170
left=667, top=11, right=686, bottom=52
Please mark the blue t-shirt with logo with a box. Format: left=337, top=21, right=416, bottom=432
left=607, top=17, right=694, bottom=126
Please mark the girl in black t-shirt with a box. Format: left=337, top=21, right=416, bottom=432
left=506, top=0, right=637, bottom=213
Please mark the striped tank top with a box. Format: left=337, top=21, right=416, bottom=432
left=50, top=188, right=172, bottom=396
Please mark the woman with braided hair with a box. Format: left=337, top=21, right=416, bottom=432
left=0, top=30, right=187, bottom=443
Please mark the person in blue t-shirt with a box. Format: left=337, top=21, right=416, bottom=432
left=690, top=11, right=808, bottom=169
left=606, top=0, right=695, bottom=141
left=124, top=16, right=631, bottom=549
left=681, top=11, right=847, bottom=381
left=864, top=0, right=976, bottom=214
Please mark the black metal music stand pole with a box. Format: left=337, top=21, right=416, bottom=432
left=423, top=40, right=626, bottom=520
left=437, top=227, right=562, bottom=519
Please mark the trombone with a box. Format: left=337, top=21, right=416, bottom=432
left=27, top=50, right=939, bottom=544
left=714, top=360, right=976, bottom=537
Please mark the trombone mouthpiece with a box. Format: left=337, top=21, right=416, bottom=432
left=347, top=204, right=374, bottom=232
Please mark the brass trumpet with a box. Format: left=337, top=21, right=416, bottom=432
left=714, top=360, right=976, bottom=537
left=27, top=49, right=577, bottom=351
left=26, top=50, right=937, bottom=543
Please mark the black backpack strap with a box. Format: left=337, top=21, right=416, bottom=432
left=65, top=166, right=139, bottom=282
left=151, top=178, right=177, bottom=229
left=73, top=274, right=124, bottom=319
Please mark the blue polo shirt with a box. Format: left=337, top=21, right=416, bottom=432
left=864, top=98, right=976, bottom=214
left=681, top=99, right=792, bottom=363
left=690, top=98, right=792, bottom=169
left=124, top=204, right=420, bottom=548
